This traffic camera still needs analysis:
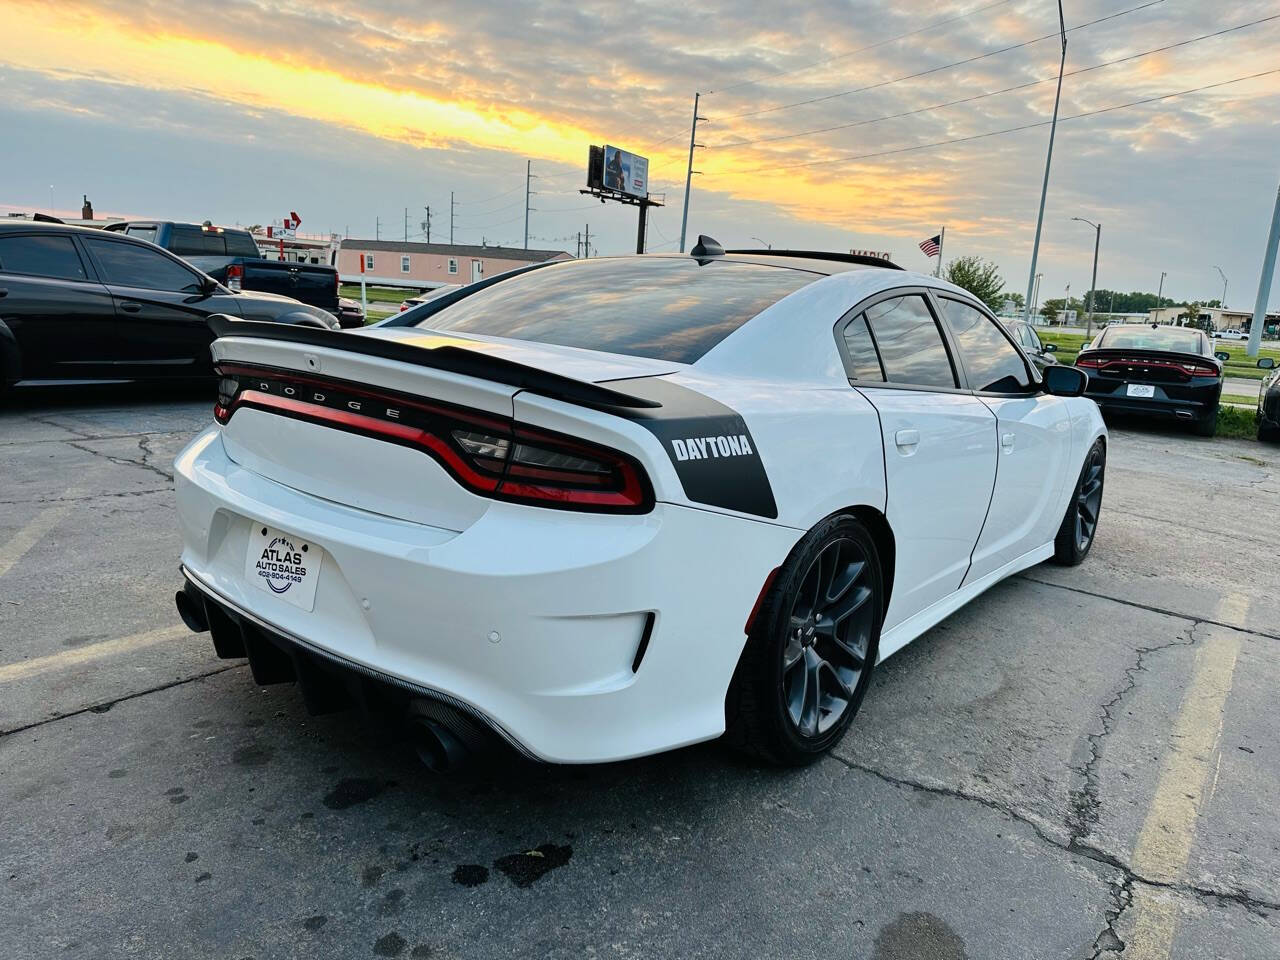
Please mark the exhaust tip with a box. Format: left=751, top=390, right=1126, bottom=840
left=410, top=717, right=470, bottom=773
left=175, top=588, right=210, bottom=633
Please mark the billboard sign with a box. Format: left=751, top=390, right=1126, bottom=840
left=602, top=145, right=649, bottom=198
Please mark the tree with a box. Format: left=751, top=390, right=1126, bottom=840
left=1000, top=291, right=1025, bottom=312
left=1041, top=298, right=1061, bottom=323
left=943, top=256, right=1004, bottom=311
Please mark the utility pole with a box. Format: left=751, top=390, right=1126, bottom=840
left=1247, top=180, right=1280, bottom=357
left=576, top=231, right=582, bottom=259
left=423, top=206, right=431, bottom=243
left=404, top=207, right=409, bottom=242
left=1023, top=0, right=1067, bottom=321
left=450, top=192, right=455, bottom=245
left=679, top=92, right=706, bottom=253
left=1072, top=217, right=1101, bottom=337
left=376, top=216, right=381, bottom=241
left=524, top=160, right=537, bottom=250
left=584, top=223, right=590, bottom=259
left=1157, top=271, right=1167, bottom=321
left=1213, top=265, right=1228, bottom=309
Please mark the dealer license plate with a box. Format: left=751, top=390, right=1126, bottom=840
left=1126, top=383, right=1155, bottom=398
left=244, top=523, right=323, bottom=611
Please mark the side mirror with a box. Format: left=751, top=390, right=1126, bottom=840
left=1043, top=364, right=1087, bottom=397
left=1042, top=342, right=1058, bottom=353
left=1215, top=351, right=1230, bottom=362
left=1259, top=357, right=1277, bottom=370
left=199, top=275, right=219, bottom=295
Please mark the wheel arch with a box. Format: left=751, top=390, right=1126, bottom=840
left=835, top=504, right=896, bottom=622
left=0, top=319, right=21, bottom=385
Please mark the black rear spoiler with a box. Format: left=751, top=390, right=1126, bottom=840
left=207, top=315, right=662, bottom=411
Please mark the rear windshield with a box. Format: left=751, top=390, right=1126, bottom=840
left=1100, top=326, right=1206, bottom=354
left=414, top=257, right=817, bottom=363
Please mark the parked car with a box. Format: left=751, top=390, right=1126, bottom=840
left=103, top=221, right=340, bottom=318
left=172, top=241, right=1104, bottom=768
left=1075, top=323, right=1223, bottom=436
left=0, top=221, right=338, bottom=391
left=1002, top=319, right=1059, bottom=372
left=336, top=296, right=365, bottom=328
left=1215, top=329, right=1247, bottom=341
left=1257, top=357, right=1280, bottom=442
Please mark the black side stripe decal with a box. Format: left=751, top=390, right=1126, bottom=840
left=603, top=376, right=778, bottom=519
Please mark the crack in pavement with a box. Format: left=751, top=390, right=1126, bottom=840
left=66, top=438, right=175, bottom=483
left=828, top=755, right=1280, bottom=921
left=0, top=663, right=244, bottom=739
left=1067, top=621, right=1201, bottom=851
left=1088, top=875, right=1133, bottom=959
left=0, top=488, right=172, bottom=506
left=1018, top=576, right=1280, bottom=641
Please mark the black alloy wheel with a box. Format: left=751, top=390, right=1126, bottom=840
left=727, top=516, right=883, bottom=765
left=1053, top=439, right=1105, bottom=565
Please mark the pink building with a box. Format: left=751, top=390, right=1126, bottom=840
left=336, top=239, right=571, bottom=288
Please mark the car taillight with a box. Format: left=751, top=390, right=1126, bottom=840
left=1181, top=362, right=1219, bottom=377
left=212, top=366, right=653, bottom=513
left=1075, top=356, right=1102, bottom=369
left=226, top=263, right=243, bottom=292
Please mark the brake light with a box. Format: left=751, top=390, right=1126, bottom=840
left=212, top=365, right=653, bottom=513
left=226, top=262, right=243, bottom=292
left=1075, top=356, right=1102, bottom=369
left=1182, top=362, right=1219, bottom=377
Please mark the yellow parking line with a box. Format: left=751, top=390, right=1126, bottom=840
left=0, top=500, right=75, bottom=580
left=1122, top=592, right=1247, bottom=960
left=0, top=625, right=189, bottom=684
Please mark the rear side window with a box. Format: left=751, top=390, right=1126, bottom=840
left=862, top=294, right=957, bottom=388
left=123, top=226, right=159, bottom=246
left=938, top=298, right=1033, bottom=392
left=83, top=238, right=202, bottom=292
left=225, top=232, right=261, bottom=257
left=416, top=257, right=816, bottom=363
left=168, top=226, right=207, bottom=256
left=840, top=313, right=885, bottom=381
left=0, top=235, right=88, bottom=280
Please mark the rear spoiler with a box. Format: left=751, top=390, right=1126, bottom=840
left=207, top=315, right=662, bottom=411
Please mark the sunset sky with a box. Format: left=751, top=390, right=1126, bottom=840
left=3, top=0, right=1279, bottom=306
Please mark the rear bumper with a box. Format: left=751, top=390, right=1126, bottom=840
left=173, top=427, right=798, bottom=763
left=1084, top=376, right=1220, bottom=421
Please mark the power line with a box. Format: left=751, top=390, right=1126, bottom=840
left=708, top=0, right=1015, bottom=95
left=453, top=182, right=525, bottom=207
left=710, top=67, right=1280, bottom=176
left=715, top=0, right=1166, bottom=121
left=713, top=13, right=1280, bottom=149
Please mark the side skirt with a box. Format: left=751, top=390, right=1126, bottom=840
left=877, top=542, right=1054, bottom=662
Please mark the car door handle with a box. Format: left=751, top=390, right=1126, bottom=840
left=119, top=301, right=142, bottom=313
left=0, top=287, right=8, bottom=299
left=894, top=429, right=920, bottom=451
left=1001, top=431, right=1016, bottom=450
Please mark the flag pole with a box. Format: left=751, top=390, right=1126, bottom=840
left=935, top=226, right=946, bottom=278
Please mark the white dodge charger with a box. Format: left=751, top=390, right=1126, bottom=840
left=173, top=239, right=1106, bottom=768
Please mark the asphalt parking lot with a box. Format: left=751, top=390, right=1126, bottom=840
left=3, top=388, right=1278, bottom=960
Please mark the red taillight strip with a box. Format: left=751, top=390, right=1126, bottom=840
left=233, top=390, right=500, bottom=491
left=1077, top=355, right=1219, bottom=378
left=214, top=364, right=653, bottom=513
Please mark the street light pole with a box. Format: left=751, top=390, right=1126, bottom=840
left=1247, top=180, right=1280, bottom=358
left=1213, top=265, right=1228, bottom=310
left=751, top=236, right=771, bottom=249
left=1071, top=217, right=1101, bottom=338
left=1023, top=0, right=1067, bottom=321
left=1157, top=271, right=1167, bottom=323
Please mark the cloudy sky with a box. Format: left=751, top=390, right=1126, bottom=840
left=3, top=0, right=1279, bottom=307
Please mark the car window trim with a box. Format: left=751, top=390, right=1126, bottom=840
left=929, top=291, right=1041, bottom=397
left=832, top=285, right=966, bottom=394
left=0, top=231, right=98, bottom=284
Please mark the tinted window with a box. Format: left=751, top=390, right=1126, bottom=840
left=840, top=312, right=884, bottom=381
left=415, top=258, right=816, bottom=363
left=1101, top=326, right=1206, bottom=355
left=940, top=298, right=1033, bottom=392
left=84, top=238, right=202, bottom=291
left=168, top=226, right=206, bottom=256
left=862, top=294, right=956, bottom=388
left=0, top=235, right=88, bottom=280
left=123, top=226, right=159, bottom=245
left=226, top=232, right=261, bottom=257
left=1023, top=326, right=1042, bottom=351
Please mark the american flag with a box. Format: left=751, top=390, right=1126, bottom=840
left=919, top=234, right=941, bottom=258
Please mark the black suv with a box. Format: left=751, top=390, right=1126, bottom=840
left=0, top=222, right=337, bottom=391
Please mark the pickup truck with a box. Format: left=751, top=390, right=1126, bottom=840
left=103, top=221, right=343, bottom=320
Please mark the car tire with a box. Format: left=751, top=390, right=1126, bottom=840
left=1259, top=420, right=1280, bottom=443
left=1052, top=438, right=1105, bottom=566
left=1192, top=405, right=1218, bottom=437
left=726, top=515, right=883, bottom=766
